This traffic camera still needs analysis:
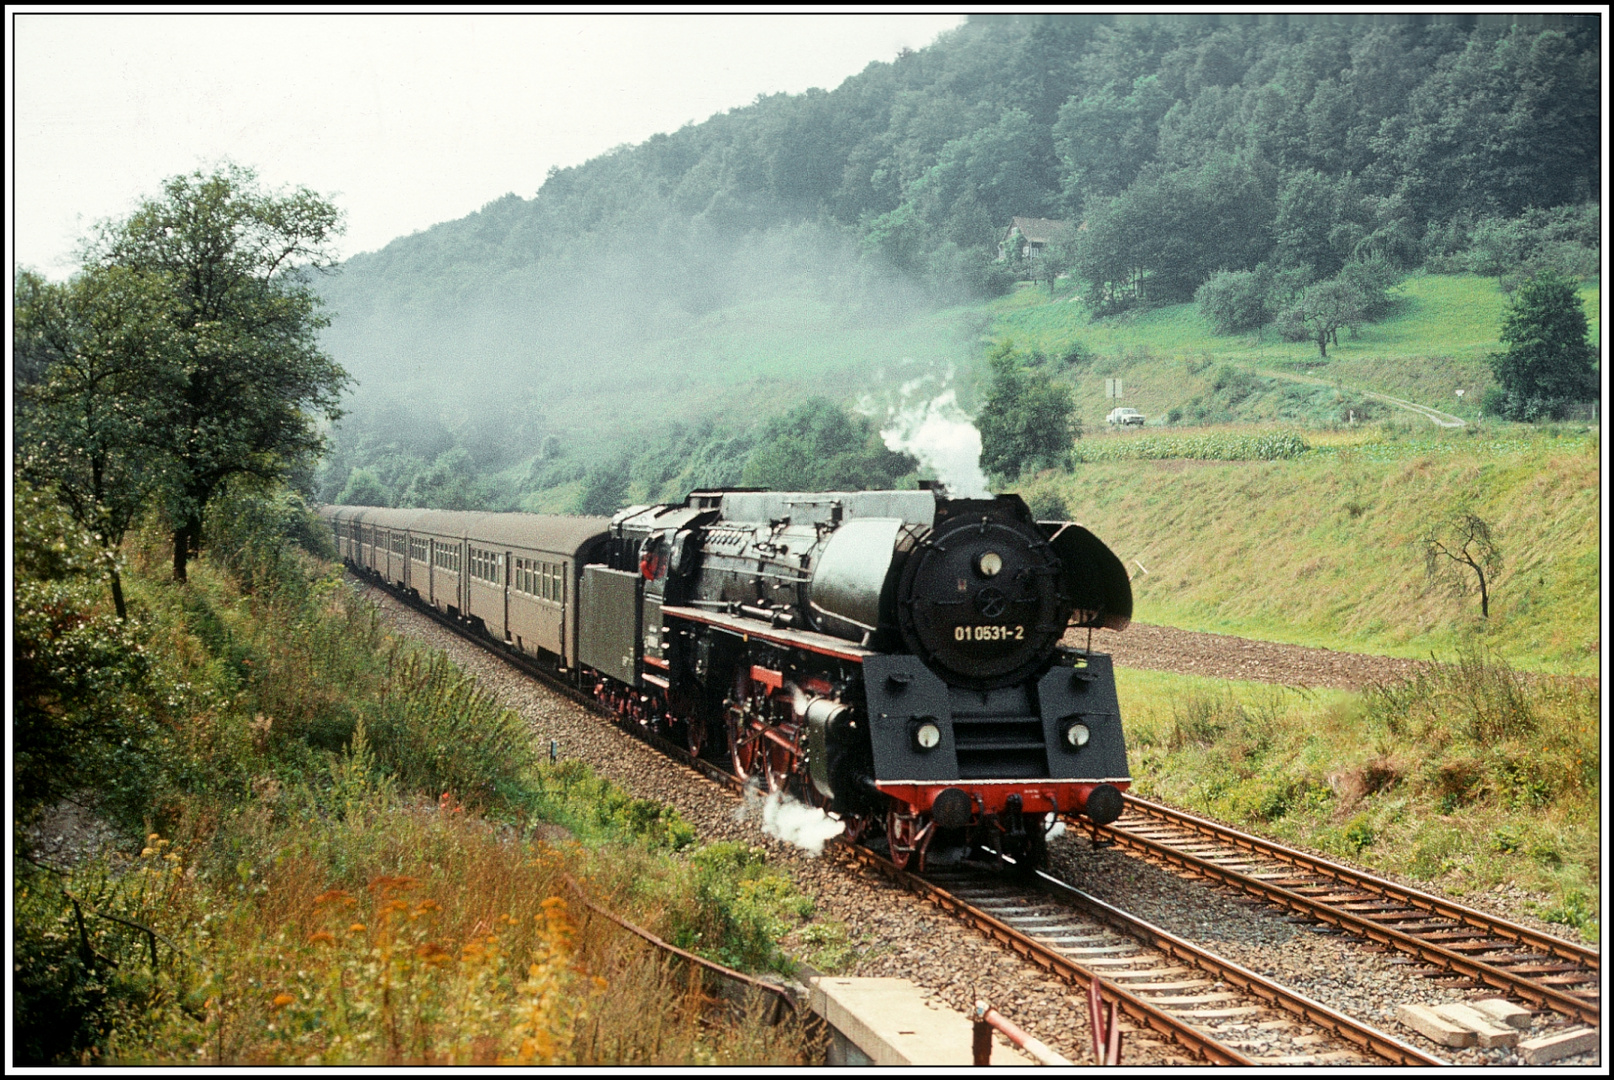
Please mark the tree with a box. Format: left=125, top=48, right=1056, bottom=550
left=576, top=456, right=631, bottom=516
left=1485, top=269, right=1597, bottom=421
left=977, top=343, right=1078, bottom=481
left=90, top=164, right=349, bottom=581
left=1277, top=277, right=1366, bottom=359
left=337, top=467, right=391, bottom=507
left=14, top=266, right=178, bottom=618
left=1423, top=511, right=1501, bottom=619
left=740, top=398, right=916, bottom=491
left=1033, top=223, right=1077, bottom=296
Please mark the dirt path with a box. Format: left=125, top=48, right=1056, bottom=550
left=1064, top=622, right=1430, bottom=691
left=1255, top=367, right=1468, bottom=428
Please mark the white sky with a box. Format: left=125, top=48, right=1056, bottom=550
left=9, top=10, right=967, bottom=279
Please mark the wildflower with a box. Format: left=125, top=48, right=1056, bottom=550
left=308, top=931, right=336, bottom=946
left=348, top=923, right=367, bottom=934
left=271, top=993, right=295, bottom=1009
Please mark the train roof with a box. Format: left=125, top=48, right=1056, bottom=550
left=714, top=489, right=939, bottom=528
left=320, top=505, right=610, bottom=556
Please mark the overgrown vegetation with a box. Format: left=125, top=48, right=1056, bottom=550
left=13, top=485, right=827, bottom=1065
left=1118, top=659, right=1600, bottom=941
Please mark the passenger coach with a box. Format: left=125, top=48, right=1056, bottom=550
left=324, top=506, right=610, bottom=671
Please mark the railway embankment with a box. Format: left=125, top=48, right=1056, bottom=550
left=13, top=503, right=821, bottom=1066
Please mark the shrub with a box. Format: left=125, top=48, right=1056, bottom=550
left=1195, top=269, right=1270, bottom=334
left=13, top=484, right=157, bottom=840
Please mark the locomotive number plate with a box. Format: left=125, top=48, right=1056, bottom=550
left=954, top=624, right=1025, bottom=642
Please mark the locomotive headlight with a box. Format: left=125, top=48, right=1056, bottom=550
left=1063, top=720, right=1091, bottom=749
left=911, top=717, right=942, bottom=751
left=976, top=551, right=1004, bottom=578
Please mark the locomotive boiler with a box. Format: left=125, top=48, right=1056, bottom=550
left=323, top=486, right=1134, bottom=873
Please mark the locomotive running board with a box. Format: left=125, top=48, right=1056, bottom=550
left=660, top=605, right=873, bottom=663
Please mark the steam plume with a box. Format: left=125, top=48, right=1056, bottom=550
left=865, top=363, right=990, bottom=498
left=735, top=781, right=846, bottom=856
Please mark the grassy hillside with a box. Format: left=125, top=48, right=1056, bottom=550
left=983, top=274, right=1600, bottom=427
left=1021, top=424, right=1600, bottom=675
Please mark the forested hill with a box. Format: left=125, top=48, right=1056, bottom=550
left=319, top=13, right=1598, bottom=440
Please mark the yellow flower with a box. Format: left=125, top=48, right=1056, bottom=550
left=271, top=993, right=295, bottom=1009
left=348, top=923, right=367, bottom=934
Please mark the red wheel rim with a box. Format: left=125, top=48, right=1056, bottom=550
left=729, top=715, right=761, bottom=780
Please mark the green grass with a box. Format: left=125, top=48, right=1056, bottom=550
left=1021, top=422, right=1600, bottom=675
left=1116, top=665, right=1600, bottom=942
left=983, top=274, right=1600, bottom=425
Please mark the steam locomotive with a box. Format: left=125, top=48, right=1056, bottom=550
left=322, top=486, right=1133, bottom=872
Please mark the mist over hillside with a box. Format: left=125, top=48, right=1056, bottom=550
left=315, top=11, right=1599, bottom=500
left=320, top=214, right=961, bottom=457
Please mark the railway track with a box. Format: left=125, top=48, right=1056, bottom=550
left=861, top=851, right=1447, bottom=1066
left=354, top=573, right=1461, bottom=1065
left=1080, top=795, right=1600, bottom=1031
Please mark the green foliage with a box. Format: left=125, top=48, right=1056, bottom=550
left=1486, top=268, right=1598, bottom=420
left=1069, top=430, right=1310, bottom=464
left=14, top=264, right=178, bottom=607
left=739, top=398, right=916, bottom=492
left=669, top=842, right=812, bottom=973
left=366, top=652, right=539, bottom=809
left=403, top=447, right=505, bottom=511
left=1539, top=889, right=1599, bottom=939
left=977, top=342, right=1077, bottom=480
left=516, top=759, right=696, bottom=852
left=12, top=484, right=157, bottom=841
left=630, top=418, right=756, bottom=502
left=204, top=479, right=335, bottom=594
left=91, top=163, right=350, bottom=579
left=1366, top=644, right=1596, bottom=814
left=336, top=467, right=389, bottom=507
left=1272, top=170, right=1372, bottom=278
left=574, top=456, right=631, bottom=516
left=1195, top=269, right=1270, bottom=334
left=1073, top=155, right=1273, bottom=310
left=794, top=921, right=861, bottom=974
left=1275, top=277, right=1367, bottom=359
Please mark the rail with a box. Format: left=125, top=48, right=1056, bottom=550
left=1085, top=795, right=1599, bottom=1026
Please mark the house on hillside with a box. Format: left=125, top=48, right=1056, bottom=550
left=997, top=217, right=1071, bottom=261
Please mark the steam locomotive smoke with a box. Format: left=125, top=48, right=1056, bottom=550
left=735, top=782, right=846, bottom=856
left=869, top=364, right=991, bottom=499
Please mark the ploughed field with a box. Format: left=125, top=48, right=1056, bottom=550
left=1074, top=623, right=1431, bottom=691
